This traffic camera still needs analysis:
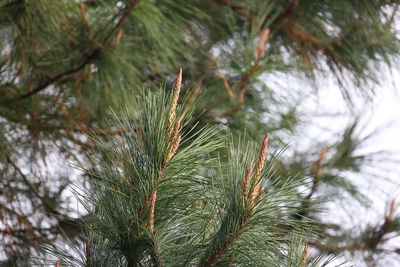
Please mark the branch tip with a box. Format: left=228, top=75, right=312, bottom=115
left=387, top=199, right=397, bottom=222
left=241, top=166, right=252, bottom=205
left=314, top=146, right=328, bottom=180
left=256, top=28, right=270, bottom=60
left=253, top=133, right=270, bottom=183
left=301, top=246, right=309, bottom=267
left=167, top=68, right=183, bottom=133
left=79, top=3, right=86, bottom=18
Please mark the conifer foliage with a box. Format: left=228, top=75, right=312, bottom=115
left=1, top=0, right=400, bottom=266
left=43, top=71, right=334, bottom=267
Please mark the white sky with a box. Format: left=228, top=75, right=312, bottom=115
left=309, top=69, right=400, bottom=266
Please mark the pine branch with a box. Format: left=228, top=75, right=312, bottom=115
left=200, top=134, right=269, bottom=267
left=207, top=29, right=270, bottom=119
left=137, top=69, right=182, bottom=219
left=201, top=217, right=250, bottom=267
left=102, top=0, right=141, bottom=47
left=5, top=154, right=63, bottom=217
left=148, top=192, right=163, bottom=267
left=0, top=105, right=124, bottom=137
left=206, top=61, right=259, bottom=119
left=367, top=199, right=398, bottom=250
left=293, top=146, right=328, bottom=220
left=14, top=50, right=101, bottom=101
left=12, top=0, right=141, bottom=101
left=0, top=203, right=38, bottom=241
left=134, top=70, right=183, bottom=267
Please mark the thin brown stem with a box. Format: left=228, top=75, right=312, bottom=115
left=201, top=217, right=250, bottom=267
left=14, top=50, right=100, bottom=100
left=102, top=0, right=141, bottom=47
left=149, top=191, right=157, bottom=235
left=85, top=240, right=91, bottom=265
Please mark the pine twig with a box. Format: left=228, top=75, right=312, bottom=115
left=301, top=247, right=309, bottom=267
left=202, top=134, right=270, bottom=267
left=149, top=193, right=163, bottom=265
left=149, top=191, right=157, bottom=235
left=138, top=70, right=184, bottom=267
left=214, top=58, right=234, bottom=100
left=208, top=28, right=270, bottom=119
left=386, top=199, right=396, bottom=222
left=256, top=28, right=270, bottom=61
left=85, top=240, right=91, bottom=265
left=294, top=146, right=328, bottom=220
left=145, top=69, right=184, bottom=267
left=138, top=69, right=184, bottom=218
left=13, top=49, right=101, bottom=100
left=371, top=199, right=398, bottom=248
left=202, top=217, right=250, bottom=267
left=252, top=134, right=270, bottom=184
left=102, top=0, right=141, bottom=47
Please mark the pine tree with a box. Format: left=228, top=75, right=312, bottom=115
left=1, top=0, right=400, bottom=266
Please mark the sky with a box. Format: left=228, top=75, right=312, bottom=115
left=309, top=68, right=400, bottom=266
left=264, top=62, right=400, bottom=266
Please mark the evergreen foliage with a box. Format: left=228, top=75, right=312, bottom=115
left=0, top=0, right=400, bottom=266
left=41, top=76, right=339, bottom=266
